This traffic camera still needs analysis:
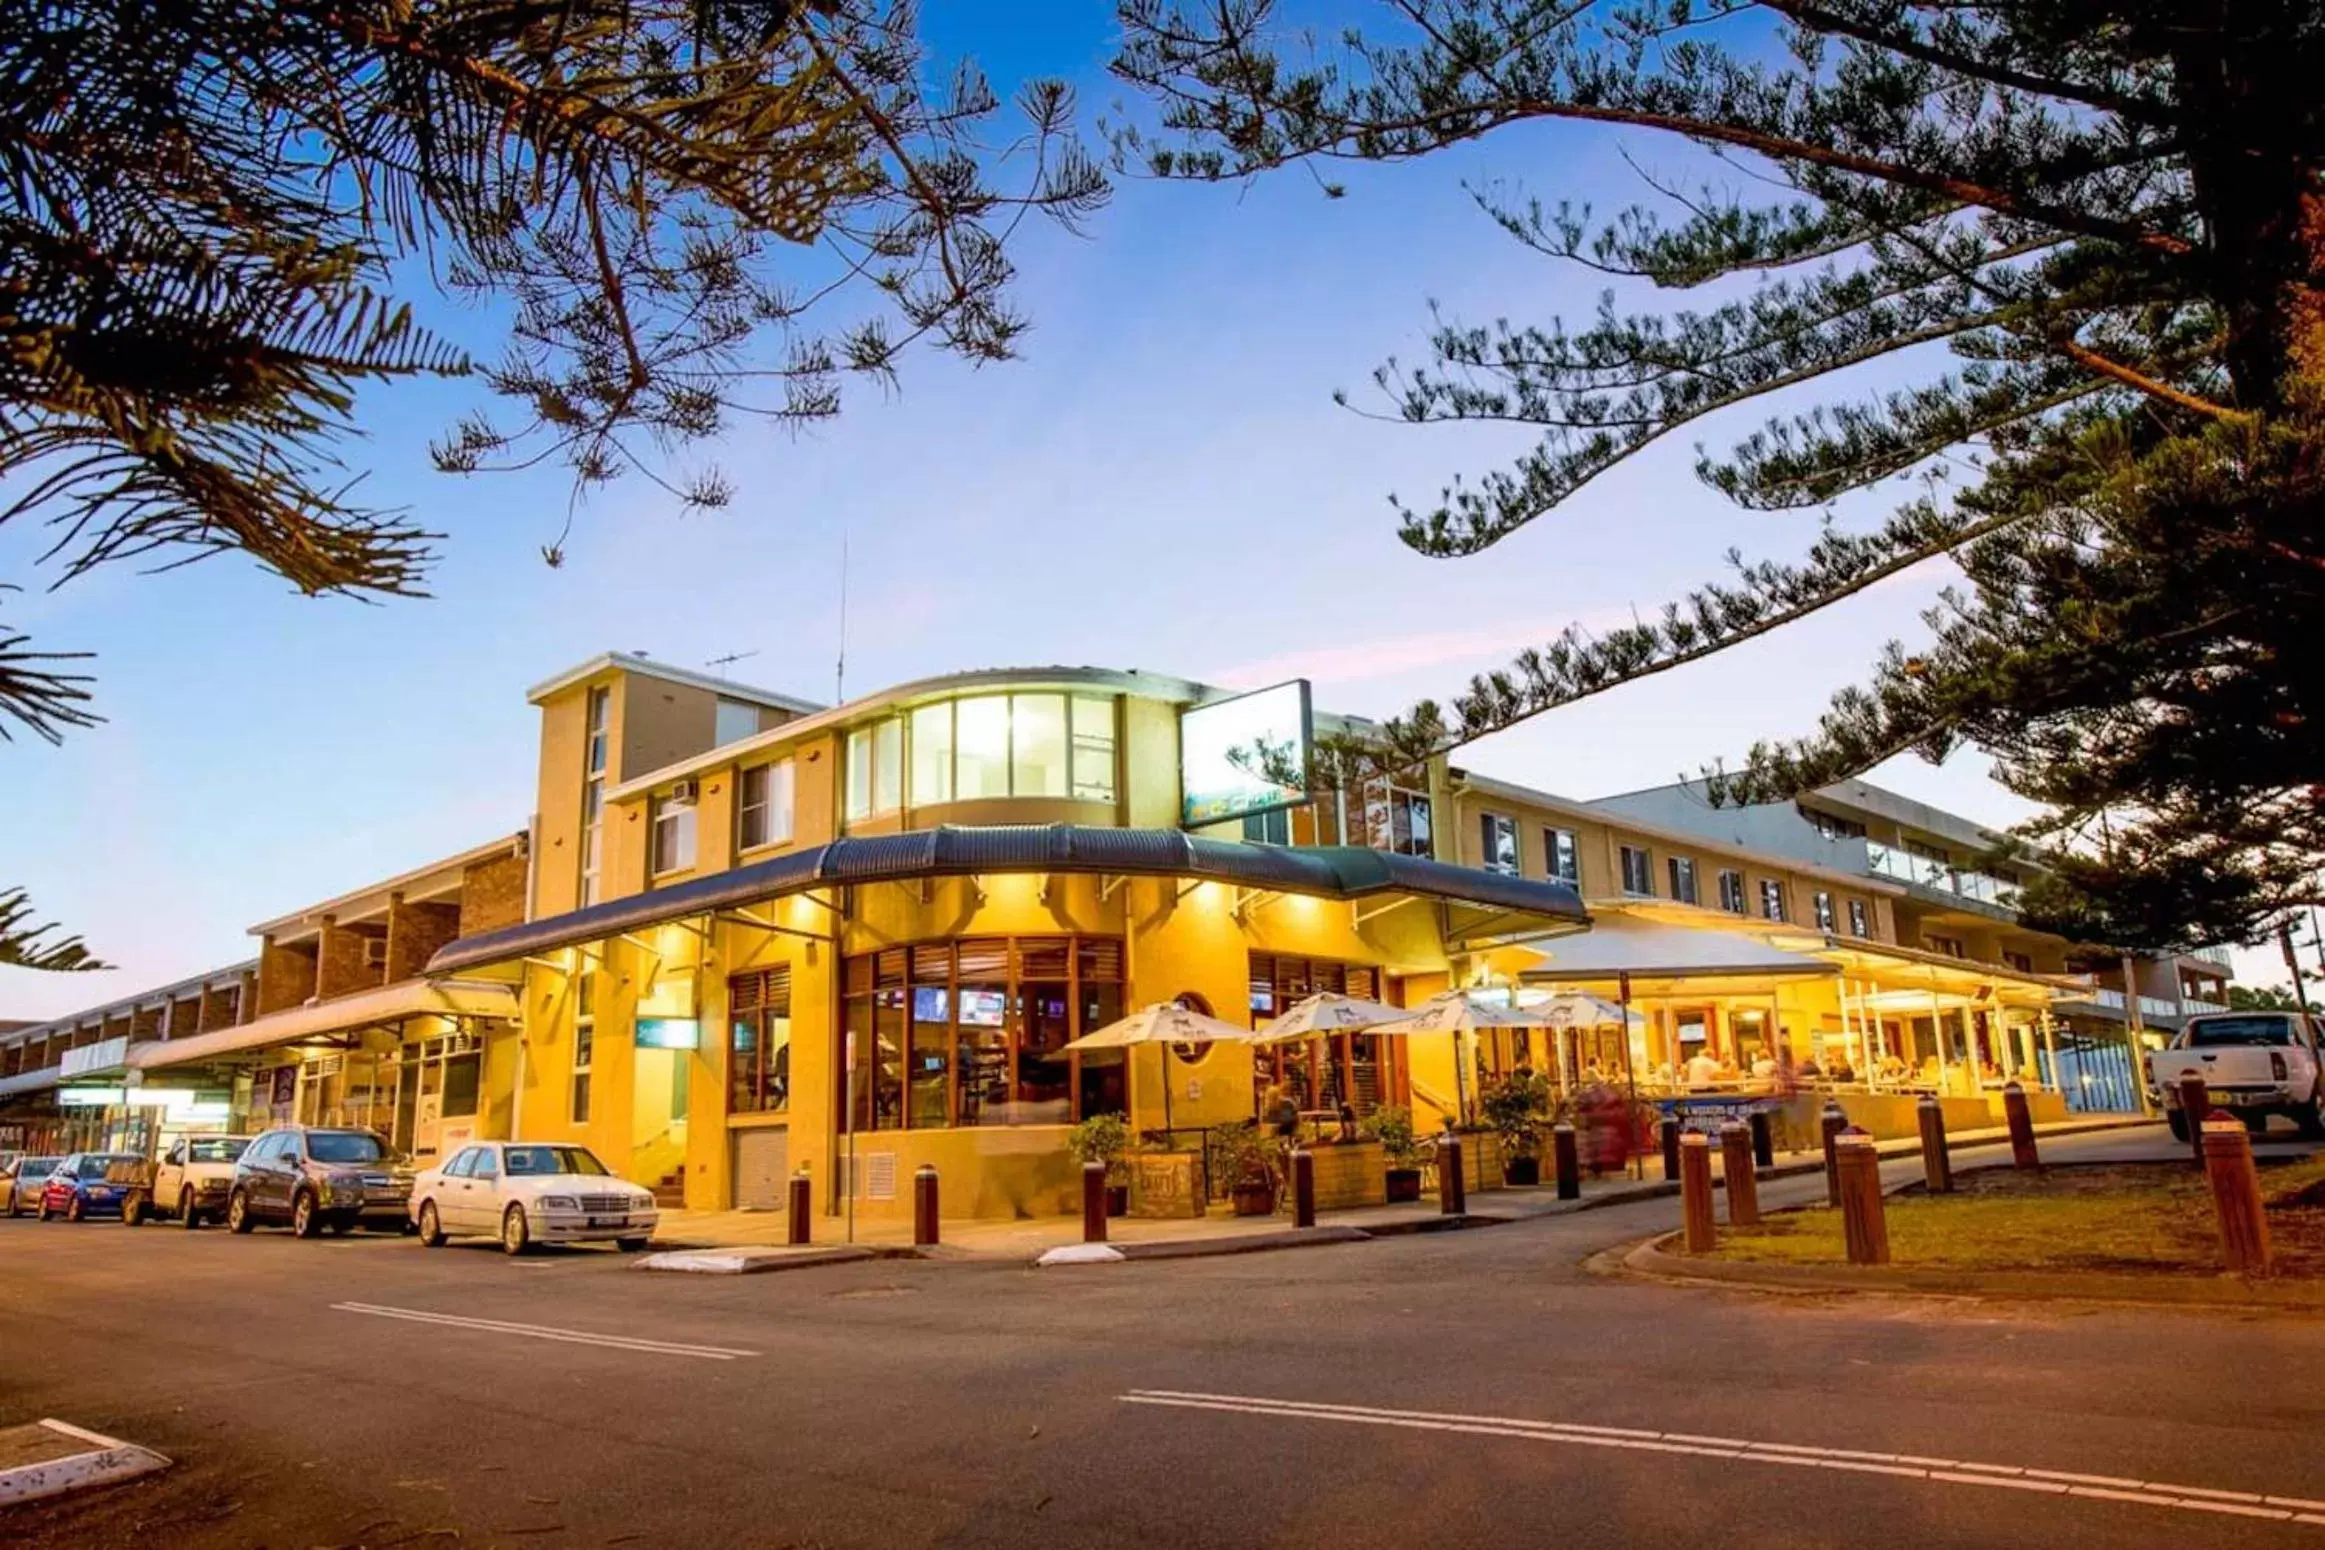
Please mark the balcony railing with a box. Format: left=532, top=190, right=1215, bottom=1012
left=1863, top=842, right=2021, bottom=909
left=2139, top=995, right=2180, bottom=1021
left=2191, top=945, right=2235, bottom=969
left=2180, top=997, right=2229, bottom=1016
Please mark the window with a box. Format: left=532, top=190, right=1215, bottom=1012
left=443, top=1148, right=476, bottom=1179
left=1011, top=693, right=1067, bottom=797
left=1070, top=696, right=1117, bottom=802
left=1365, top=784, right=1433, bottom=857
left=1801, top=806, right=1866, bottom=840
left=1813, top=890, right=1836, bottom=931
left=845, top=717, right=906, bottom=819
left=1545, top=828, right=1580, bottom=886
left=650, top=786, right=697, bottom=874
left=1619, top=845, right=1654, bottom=896
left=1904, top=836, right=1951, bottom=863
left=1243, top=807, right=1291, bottom=844
left=442, top=1050, right=481, bottom=1119
left=2004, top=950, right=2034, bottom=973
left=728, top=967, right=792, bottom=1115
left=1480, top=813, right=1519, bottom=876
left=1847, top=898, right=1871, bottom=937
left=580, top=686, right=610, bottom=905
left=1718, top=869, right=1746, bottom=914
left=903, top=694, right=1117, bottom=809
left=737, top=761, right=794, bottom=851
left=469, top=1147, right=499, bottom=1181
left=1926, top=934, right=1966, bottom=958
left=1249, top=954, right=1388, bottom=1113
left=839, top=937, right=1123, bottom=1132
left=714, top=698, right=760, bottom=746
left=1759, top=878, right=1787, bottom=921
left=1667, top=857, right=1698, bottom=906
left=910, top=703, right=954, bottom=805
left=572, top=972, right=595, bottom=1123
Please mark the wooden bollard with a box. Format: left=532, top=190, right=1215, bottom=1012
left=1552, top=1122, right=1581, bottom=1201
left=1835, top=1129, right=1890, bottom=1266
left=1437, top=1132, right=1466, bottom=1217
left=2178, top=1074, right=2211, bottom=1163
left=787, top=1168, right=812, bottom=1245
left=1679, top=1131, right=1716, bottom=1254
left=1290, top=1147, right=1316, bottom=1228
left=1820, top=1102, right=1848, bottom=1207
left=1081, top=1160, right=1109, bottom=1244
left=2201, top=1116, right=2273, bottom=1276
left=1720, top=1121, right=1759, bottom=1227
left=1916, top=1095, right=1953, bottom=1194
left=1660, top=1116, right=1682, bottom=1182
left=912, top=1163, right=940, bottom=1247
left=1749, top=1110, right=1774, bottom=1169
left=2003, top=1080, right=2039, bottom=1170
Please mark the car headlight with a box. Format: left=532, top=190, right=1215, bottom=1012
left=631, top=1192, right=657, bottom=1211
left=541, top=1194, right=579, bottom=1211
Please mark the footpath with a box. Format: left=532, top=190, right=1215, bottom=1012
left=639, top=1115, right=2156, bottom=1273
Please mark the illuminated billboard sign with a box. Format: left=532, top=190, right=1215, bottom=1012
left=1179, top=680, right=1313, bottom=828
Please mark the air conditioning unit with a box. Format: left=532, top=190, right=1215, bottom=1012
left=670, top=778, right=699, bottom=804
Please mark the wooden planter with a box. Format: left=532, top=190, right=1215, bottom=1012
left=1503, top=1154, right=1542, bottom=1187
left=1230, top=1181, right=1278, bottom=1217
left=1385, top=1167, right=1424, bottom=1203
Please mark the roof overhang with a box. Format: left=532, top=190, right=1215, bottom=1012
left=129, top=979, right=520, bottom=1073
left=427, top=825, right=1590, bottom=977
left=1510, top=915, right=1840, bottom=983
left=0, top=1067, right=62, bottom=1100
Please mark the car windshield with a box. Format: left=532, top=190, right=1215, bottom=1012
left=21, top=1158, right=59, bottom=1178
left=306, top=1132, right=388, bottom=1164
left=79, top=1155, right=136, bottom=1179
left=502, top=1145, right=611, bottom=1178
left=2184, top=1016, right=2301, bottom=1048
left=188, top=1138, right=250, bottom=1164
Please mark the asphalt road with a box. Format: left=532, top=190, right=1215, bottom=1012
left=3, top=1126, right=2322, bottom=1549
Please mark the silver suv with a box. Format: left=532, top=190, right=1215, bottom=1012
left=227, top=1126, right=414, bottom=1238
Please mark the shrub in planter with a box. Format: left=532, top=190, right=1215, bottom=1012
left=1481, top=1072, right=1552, bottom=1186
left=1215, top=1120, right=1279, bottom=1216
left=1068, top=1112, right=1136, bottom=1216
left=1362, top=1104, right=1429, bottom=1202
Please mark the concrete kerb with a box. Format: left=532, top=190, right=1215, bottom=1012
left=0, top=1419, right=171, bottom=1508
left=635, top=1245, right=897, bottom=1275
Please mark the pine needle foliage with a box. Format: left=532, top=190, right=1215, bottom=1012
left=1114, top=0, right=2325, bottom=950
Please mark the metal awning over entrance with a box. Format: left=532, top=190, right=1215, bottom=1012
left=426, top=824, right=1591, bottom=976
left=128, top=979, right=520, bottom=1072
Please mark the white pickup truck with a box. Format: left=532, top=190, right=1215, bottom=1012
left=122, top=1134, right=252, bottom=1228
left=2147, top=1011, right=2325, bottom=1140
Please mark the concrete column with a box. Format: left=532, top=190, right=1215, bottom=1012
left=1959, top=1005, right=1982, bottom=1092
left=1928, top=989, right=1951, bottom=1095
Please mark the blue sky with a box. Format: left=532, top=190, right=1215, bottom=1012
left=0, top=5, right=2276, bottom=1017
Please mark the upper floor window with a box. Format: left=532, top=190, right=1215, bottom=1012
left=1927, top=934, right=1966, bottom=958
left=1667, top=856, right=1698, bottom=906
left=1367, top=785, right=1433, bottom=857
left=1847, top=898, right=1871, bottom=937
left=1620, top=845, right=1654, bottom=896
left=1801, top=806, right=1865, bottom=840
left=2004, top=950, right=2034, bottom=973
left=901, top=693, right=1117, bottom=809
left=1480, top=813, right=1519, bottom=876
left=585, top=686, right=610, bottom=776
left=714, top=698, right=760, bottom=747
left=737, top=760, right=795, bottom=851
left=651, top=786, right=698, bottom=875
left=1813, top=890, right=1836, bottom=931
left=1243, top=807, right=1292, bottom=845
left=1718, top=869, right=1746, bottom=914
left=1759, top=878, right=1787, bottom=922
left=581, top=686, right=611, bottom=906
left=1904, top=836, right=1951, bottom=863
left=845, top=718, right=905, bottom=820
left=572, top=971, right=596, bottom=1124
left=1545, top=827, right=1579, bottom=886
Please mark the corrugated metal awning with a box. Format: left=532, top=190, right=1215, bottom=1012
left=128, top=979, right=520, bottom=1072
left=427, top=824, right=1589, bottom=977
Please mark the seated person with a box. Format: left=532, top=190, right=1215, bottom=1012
left=1683, top=1049, right=1724, bottom=1089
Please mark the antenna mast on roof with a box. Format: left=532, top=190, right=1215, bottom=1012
left=835, top=528, right=849, bottom=703
left=705, top=650, right=759, bottom=680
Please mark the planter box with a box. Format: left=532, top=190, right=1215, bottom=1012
left=1128, top=1152, right=1205, bottom=1219
left=1385, top=1168, right=1423, bottom=1203
left=1306, top=1140, right=1389, bottom=1211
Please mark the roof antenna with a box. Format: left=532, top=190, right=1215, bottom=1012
left=835, top=528, right=849, bottom=704
left=705, top=650, right=758, bottom=680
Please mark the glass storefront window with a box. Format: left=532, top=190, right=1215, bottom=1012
left=954, top=695, right=1009, bottom=800
left=1011, top=694, right=1068, bottom=798
left=910, top=703, right=954, bottom=806
left=909, top=985, right=951, bottom=1127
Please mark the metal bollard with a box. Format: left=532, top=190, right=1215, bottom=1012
left=1820, top=1102, right=1848, bottom=1207
left=1552, top=1122, right=1581, bottom=1201
left=2003, top=1080, right=2039, bottom=1170
left=1081, top=1160, right=1109, bottom=1244
left=1720, top=1121, right=1759, bottom=1227
left=1291, top=1147, right=1316, bottom=1228
left=1916, top=1095, right=1953, bottom=1194
left=1437, top=1132, right=1467, bottom=1217
left=1835, top=1129, right=1889, bottom=1266
left=1660, top=1116, right=1682, bottom=1182
left=2201, top=1116, right=2273, bottom=1276
left=787, top=1168, right=812, bottom=1245
left=912, top=1163, right=940, bottom=1247
left=1679, top=1132, right=1716, bottom=1254
left=1749, top=1109, right=1774, bottom=1170
left=2177, top=1074, right=2211, bottom=1164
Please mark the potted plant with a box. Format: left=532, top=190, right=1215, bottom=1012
left=1481, top=1072, right=1552, bottom=1186
left=1068, top=1111, right=1135, bottom=1216
left=1363, top=1105, right=1429, bottom=1202
left=1215, top=1120, right=1279, bottom=1216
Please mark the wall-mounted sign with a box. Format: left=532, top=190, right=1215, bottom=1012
left=1179, top=680, right=1312, bottom=828
left=636, top=1017, right=701, bottom=1051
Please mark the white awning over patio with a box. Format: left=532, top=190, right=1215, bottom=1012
left=127, top=979, right=519, bottom=1072
left=1509, top=917, right=1838, bottom=981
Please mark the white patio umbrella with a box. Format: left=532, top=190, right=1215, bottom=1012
left=1251, top=991, right=1408, bottom=1045
left=1528, top=990, right=1646, bottom=1030
left=1369, top=991, right=1543, bottom=1122
left=1060, top=1002, right=1255, bottom=1135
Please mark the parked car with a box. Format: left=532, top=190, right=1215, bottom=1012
left=123, top=1134, right=253, bottom=1228
left=3, top=1156, right=61, bottom=1217
left=2148, top=1011, right=2325, bottom=1139
left=227, top=1126, right=414, bottom=1238
left=410, top=1141, right=658, bottom=1255
left=37, top=1153, right=144, bottom=1221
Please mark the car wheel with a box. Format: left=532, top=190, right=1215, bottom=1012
left=228, top=1189, right=255, bottom=1234
left=2167, top=1110, right=2190, bottom=1143
left=66, top=1194, right=84, bottom=1223
left=417, top=1200, right=447, bottom=1248
left=125, top=1191, right=149, bottom=1228
left=617, top=1237, right=650, bottom=1254
left=291, top=1190, right=320, bottom=1240
left=180, top=1189, right=203, bottom=1229
left=501, top=1203, right=531, bottom=1256
left=37, top=1197, right=52, bottom=1222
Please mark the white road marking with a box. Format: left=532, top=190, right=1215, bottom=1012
left=1118, top=1390, right=2325, bottom=1529
left=331, top=1302, right=758, bottom=1360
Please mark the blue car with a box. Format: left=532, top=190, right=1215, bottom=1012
left=38, top=1153, right=142, bottom=1222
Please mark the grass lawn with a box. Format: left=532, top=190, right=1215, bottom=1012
left=1710, top=1157, right=2325, bottom=1277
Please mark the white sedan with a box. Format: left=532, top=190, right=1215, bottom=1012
left=409, top=1141, right=658, bottom=1255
